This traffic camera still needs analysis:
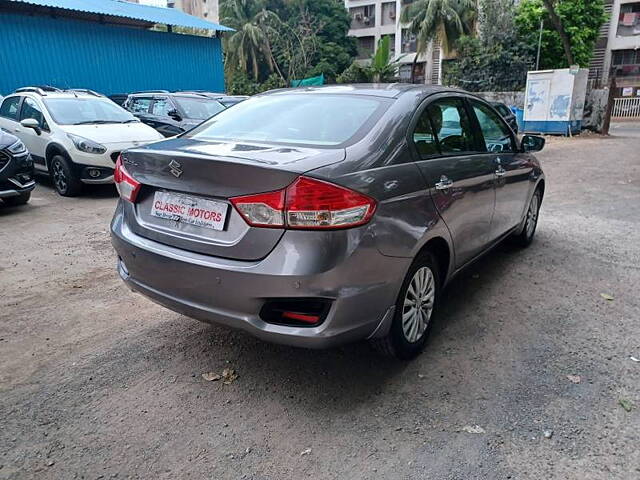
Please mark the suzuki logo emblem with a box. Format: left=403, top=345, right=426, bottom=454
left=168, top=160, right=183, bottom=178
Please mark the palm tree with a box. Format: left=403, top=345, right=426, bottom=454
left=221, top=0, right=282, bottom=81
left=400, top=0, right=477, bottom=83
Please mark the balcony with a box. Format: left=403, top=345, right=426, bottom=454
left=350, top=5, right=375, bottom=30
left=617, top=4, right=640, bottom=37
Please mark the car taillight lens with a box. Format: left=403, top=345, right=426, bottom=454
left=114, top=155, right=141, bottom=203
left=230, top=189, right=285, bottom=228
left=230, top=176, right=376, bottom=230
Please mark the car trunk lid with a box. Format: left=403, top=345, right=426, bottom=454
left=121, top=138, right=345, bottom=260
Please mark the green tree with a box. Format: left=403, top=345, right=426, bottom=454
left=400, top=0, right=477, bottom=82
left=279, top=0, right=357, bottom=82
left=221, top=0, right=282, bottom=81
left=444, top=0, right=534, bottom=91
left=515, top=0, right=608, bottom=69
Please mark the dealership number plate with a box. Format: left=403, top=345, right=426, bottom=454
left=151, top=191, right=228, bottom=231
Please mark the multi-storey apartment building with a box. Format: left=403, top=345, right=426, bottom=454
left=133, top=0, right=219, bottom=23
left=168, top=0, right=219, bottom=23
left=590, top=0, right=640, bottom=96
left=344, top=0, right=441, bottom=84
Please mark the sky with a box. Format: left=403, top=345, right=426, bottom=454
left=136, top=0, right=168, bottom=7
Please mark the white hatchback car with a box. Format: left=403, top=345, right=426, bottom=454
left=0, top=87, right=163, bottom=196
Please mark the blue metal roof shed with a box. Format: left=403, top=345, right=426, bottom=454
left=0, top=0, right=232, bottom=95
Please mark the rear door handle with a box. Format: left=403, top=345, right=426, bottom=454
left=435, top=175, right=453, bottom=190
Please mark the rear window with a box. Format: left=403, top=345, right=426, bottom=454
left=186, top=94, right=389, bottom=147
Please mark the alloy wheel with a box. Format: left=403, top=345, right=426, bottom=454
left=402, top=266, right=435, bottom=343
left=525, top=192, right=540, bottom=238
left=52, top=160, right=67, bottom=193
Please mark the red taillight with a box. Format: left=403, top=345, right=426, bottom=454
left=230, top=176, right=376, bottom=230
left=114, top=155, right=141, bottom=203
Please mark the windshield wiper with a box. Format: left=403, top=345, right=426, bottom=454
left=121, top=119, right=140, bottom=123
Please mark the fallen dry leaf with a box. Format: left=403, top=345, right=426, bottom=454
left=300, top=448, right=312, bottom=456
left=600, top=293, right=614, bottom=301
left=201, top=372, right=221, bottom=382
left=222, top=368, right=238, bottom=385
left=461, top=425, right=485, bottom=434
left=566, top=374, right=581, bottom=384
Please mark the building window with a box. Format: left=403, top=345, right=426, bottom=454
left=350, top=5, right=375, bottom=30
left=617, top=3, right=640, bottom=37
left=357, top=36, right=375, bottom=59
left=401, top=29, right=417, bottom=53
left=381, top=2, right=396, bottom=26
left=611, top=49, right=640, bottom=79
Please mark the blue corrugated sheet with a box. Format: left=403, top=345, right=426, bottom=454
left=8, top=0, right=233, bottom=31
left=0, top=13, right=225, bottom=95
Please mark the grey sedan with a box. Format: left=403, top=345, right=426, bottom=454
left=110, top=84, right=545, bottom=359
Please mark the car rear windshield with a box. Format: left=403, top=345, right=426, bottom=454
left=44, top=98, right=137, bottom=125
left=174, top=97, right=226, bottom=120
left=186, top=94, right=388, bottom=147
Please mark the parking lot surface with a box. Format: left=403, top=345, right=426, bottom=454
left=1, top=133, right=639, bottom=479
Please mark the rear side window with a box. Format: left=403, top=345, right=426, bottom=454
left=413, top=109, right=439, bottom=157
left=129, top=97, right=152, bottom=114
left=471, top=100, right=515, bottom=153
left=151, top=97, right=172, bottom=116
left=0, top=96, right=21, bottom=120
left=427, top=98, right=477, bottom=154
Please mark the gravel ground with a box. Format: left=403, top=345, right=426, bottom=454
left=1, top=132, right=639, bottom=480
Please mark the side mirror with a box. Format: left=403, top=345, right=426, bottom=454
left=521, top=134, right=545, bottom=153
left=20, top=118, right=41, bottom=135
left=167, top=109, right=182, bottom=121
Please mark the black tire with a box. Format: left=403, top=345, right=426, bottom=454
left=2, top=191, right=31, bottom=206
left=49, top=154, right=82, bottom=197
left=512, top=188, right=542, bottom=247
left=370, top=251, right=441, bottom=360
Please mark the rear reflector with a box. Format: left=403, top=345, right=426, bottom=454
left=230, top=176, right=376, bottom=230
left=281, top=311, right=320, bottom=324
left=114, top=155, right=141, bottom=203
left=259, top=298, right=332, bottom=327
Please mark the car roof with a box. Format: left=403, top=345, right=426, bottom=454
left=265, top=83, right=455, bottom=99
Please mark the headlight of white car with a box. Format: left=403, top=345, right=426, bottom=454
left=7, top=139, right=27, bottom=155
left=67, top=133, right=107, bottom=154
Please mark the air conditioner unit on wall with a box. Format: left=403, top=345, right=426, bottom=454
left=363, top=16, right=371, bottom=25
left=355, top=12, right=363, bottom=21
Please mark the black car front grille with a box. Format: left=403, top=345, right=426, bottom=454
left=0, top=151, right=10, bottom=172
left=111, top=151, right=121, bottom=163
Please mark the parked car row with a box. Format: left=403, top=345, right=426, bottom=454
left=2, top=82, right=545, bottom=362
left=0, top=86, right=245, bottom=199
left=123, top=91, right=246, bottom=137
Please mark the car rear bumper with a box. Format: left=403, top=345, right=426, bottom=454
left=110, top=202, right=408, bottom=348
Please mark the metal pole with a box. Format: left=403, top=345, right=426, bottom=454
left=535, top=19, right=543, bottom=70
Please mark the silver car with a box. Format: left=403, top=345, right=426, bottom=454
left=111, top=84, right=545, bottom=359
